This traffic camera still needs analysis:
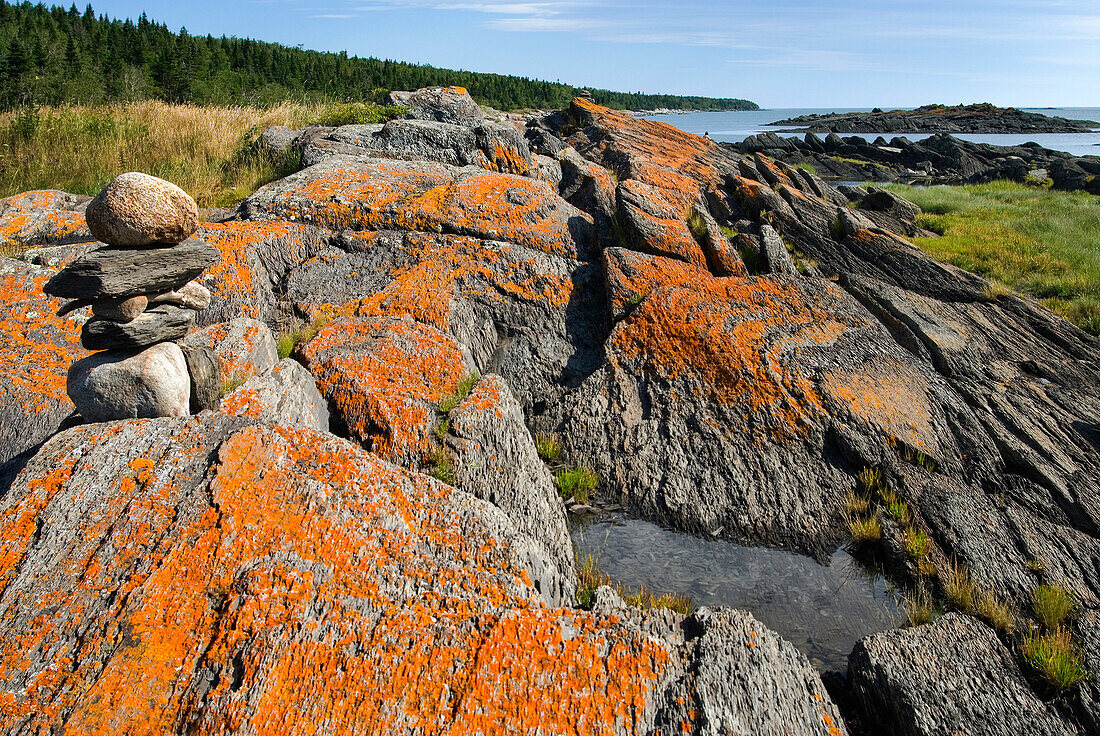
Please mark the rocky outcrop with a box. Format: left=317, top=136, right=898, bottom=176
left=0, top=190, right=91, bottom=250
left=734, top=131, right=1100, bottom=194
left=849, top=614, right=1073, bottom=735
left=0, top=412, right=847, bottom=735
left=389, top=85, right=486, bottom=126
left=219, top=358, right=329, bottom=430
left=772, top=103, right=1099, bottom=134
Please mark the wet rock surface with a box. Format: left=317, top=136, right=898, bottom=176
left=2, top=89, right=1100, bottom=733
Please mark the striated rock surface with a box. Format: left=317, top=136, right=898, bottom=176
left=182, top=317, right=279, bottom=381
left=849, top=614, right=1074, bottom=736
left=0, top=190, right=91, bottom=251
left=389, top=85, right=486, bottom=126
left=0, top=413, right=846, bottom=734
left=219, top=358, right=329, bottom=431
left=80, top=304, right=196, bottom=350
left=43, top=237, right=219, bottom=300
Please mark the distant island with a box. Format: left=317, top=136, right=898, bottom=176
left=0, top=2, right=757, bottom=113
left=771, top=103, right=1098, bottom=134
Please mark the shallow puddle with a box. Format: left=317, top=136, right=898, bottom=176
left=571, top=514, right=901, bottom=672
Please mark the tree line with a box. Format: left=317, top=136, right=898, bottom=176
left=0, top=2, right=758, bottom=112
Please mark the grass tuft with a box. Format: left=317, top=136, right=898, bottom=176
left=844, top=491, right=870, bottom=516
left=902, top=585, right=937, bottom=627
left=1022, top=628, right=1087, bottom=690
left=975, top=591, right=1016, bottom=636
left=575, top=555, right=692, bottom=614
left=428, top=446, right=456, bottom=485
left=686, top=209, right=709, bottom=243
left=555, top=467, right=598, bottom=504
left=943, top=561, right=975, bottom=612
left=276, top=317, right=328, bottom=360
left=438, top=372, right=480, bottom=413
left=1032, top=584, right=1076, bottom=630
left=885, top=181, right=1100, bottom=335
left=433, top=418, right=450, bottom=441
left=535, top=432, right=563, bottom=463
left=848, top=515, right=883, bottom=545
left=219, top=372, right=248, bottom=398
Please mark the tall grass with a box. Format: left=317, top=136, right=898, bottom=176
left=885, top=181, right=1100, bottom=335
left=0, top=100, right=402, bottom=207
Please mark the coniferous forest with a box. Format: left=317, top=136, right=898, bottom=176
left=0, top=2, right=758, bottom=111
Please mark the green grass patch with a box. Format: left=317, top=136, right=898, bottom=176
left=791, top=162, right=817, bottom=176
left=884, top=181, right=1100, bottom=335
left=555, top=466, right=598, bottom=504
left=575, top=554, right=692, bottom=614
left=219, top=372, right=248, bottom=398
left=1032, top=584, right=1076, bottom=630
left=276, top=317, right=328, bottom=360
left=1022, top=628, right=1087, bottom=690
left=438, top=372, right=480, bottom=413
left=428, top=446, right=457, bottom=485
left=535, top=432, right=563, bottom=463
left=848, top=514, right=882, bottom=545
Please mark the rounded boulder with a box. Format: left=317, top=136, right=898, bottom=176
left=67, top=342, right=191, bottom=422
left=86, top=172, right=198, bottom=246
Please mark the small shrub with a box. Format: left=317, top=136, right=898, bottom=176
left=686, top=210, right=709, bottom=242
left=902, top=585, right=937, bottom=627
left=535, top=432, right=562, bottom=463
left=1022, top=628, right=1087, bottom=690
left=844, top=491, right=870, bottom=516
left=622, top=585, right=694, bottom=615
left=312, top=101, right=406, bottom=126
left=1032, top=584, right=1076, bottom=630
left=904, top=528, right=931, bottom=558
left=576, top=554, right=608, bottom=610
left=975, top=591, right=1016, bottom=636
left=849, top=515, right=882, bottom=545
left=438, top=372, right=480, bottom=413
left=434, top=418, right=450, bottom=440
left=429, top=446, right=456, bottom=485
left=555, top=466, right=598, bottom=504
left=943, top=561, right=975, bottom=612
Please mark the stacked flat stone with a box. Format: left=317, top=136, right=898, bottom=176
left=45, top=173, right=221, bottom=422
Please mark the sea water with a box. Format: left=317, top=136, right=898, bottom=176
left=641, top=107, right=1100, bottom=157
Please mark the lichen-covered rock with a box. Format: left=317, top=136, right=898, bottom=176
left=43, top=238, right=219, bottom=300
left=849, top=614, right=1073, bottom=736
left=0, top=412, right=850, bottom=735
left=446, top=376, right=575, bottom=607
left=0, top=260, right=87, bottom=465
left=85, top=172, right=199, bottom=246
left=195, top=220, right=333, bottom=326
left=182, top=318, right=279, bottom=381
left=219, top=358, right=328, bottom=431
left=283, top=230, right=607, bottom=410
left=239, top=155, right=595, bottom=259
left=66, top=342, right=191, bottom=421
left=298, top=315, right=470, bottom=465
left=389, top=85, right=486, bottom=126
left=0, top=190, right=91, bottom=250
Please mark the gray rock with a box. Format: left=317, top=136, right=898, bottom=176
left=849, top=614, right=1073, bottom=736
left=389, top=85, right=486, bottom=126
left=81, top=304, right=196, bottom=351
left=761, top=224, right=798, bottom=275
left=181, top=318, right=279, bottom=380
left=66, top=342, right=191, bottom=421
left=0, top=189, right=92, bottom=248
left=44, top=238, right=219, bottom=300
left=446, top=375, right=575, bottom=607
left=179, top=343, right=221, bottom=413
left=148, top=280, right=211, bottom=311
left=91, top=295, right=148, bottom=323
left=256, top=125, right=297, bottom=158
left=219, top=358, right=329, bottom=431
left=656, top=607, right=850, bottom=736
left=85, top=172, right=199, bottom=246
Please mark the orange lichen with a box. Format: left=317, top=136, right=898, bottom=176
left=0, top=191, right=89, bottom=247
left=611, top=271, right=855, bottom=440
left=298, top=233, right=573, bottom=330
left=0, top=418, right=673, bottom=733
left=0, top=267, right=87, bottom=415
left=822, top=363, right=936, bottom=451
left=297, top=317, right=468, bottom=463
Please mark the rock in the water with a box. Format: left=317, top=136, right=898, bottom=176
left=66, top=342, right=191, bottom=421
left=149, top=280, right=211, bottom=311
left=85, top=172, right=199, bottom=246
left=91, top=294, right=148, bottom=323
left=43, top=238, right=219, bottom=300
left=179, top=343, right=221, bottom=413
left=389, top=85, right=486, bottom=126
left=219, top=358, right=329, bottom=431
left=849, top=614, right=1073, bottom=736
left=181, top=318, right=279, bottom=380
left=80, top=304, right=196, bottom=351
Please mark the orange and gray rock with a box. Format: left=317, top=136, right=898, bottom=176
left=66, top=342, right=191, bottom=421
left=85, top=172, right=199, bottom=246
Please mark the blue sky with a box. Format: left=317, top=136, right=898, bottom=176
left=88, top=1, right=1100, bottom=107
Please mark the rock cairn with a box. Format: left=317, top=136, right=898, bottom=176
left=45, top=172, right=221, bottom=422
